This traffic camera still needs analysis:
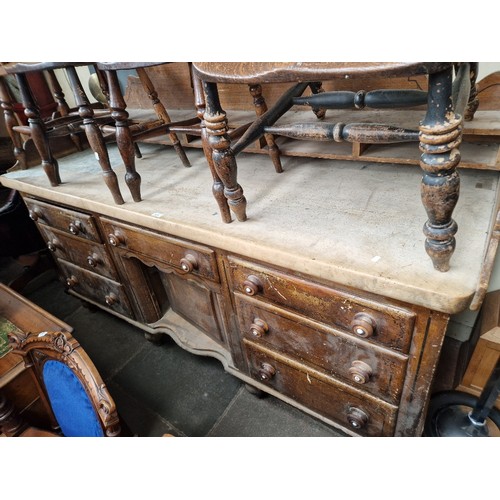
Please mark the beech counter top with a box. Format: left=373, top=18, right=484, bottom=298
left=2, top=143, right=498, bottom=314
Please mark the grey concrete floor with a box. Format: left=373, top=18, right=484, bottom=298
left=0, top=254, right=345, bottom=437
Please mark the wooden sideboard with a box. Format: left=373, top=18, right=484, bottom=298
left=2, top=139, right=499, bottom=437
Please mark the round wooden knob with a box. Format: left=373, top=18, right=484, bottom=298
left=105, top=293, right=118, bottom=306
left=258, top=362, right=276, bottom=382
left=351, top=313, right=377, bottom=338
left=179, top=254, right=198, bottom=273
left=250, top=318, right=269, bottom=338
left=68, top=220, right=84, bottom=235
left=28, top=208, right=42, bottom=221
left=86, top=253, right=101, bottom=268
left=108, top=232, right=124, bottom=247
left=347, top=407, right=369, bottom=430
left=47, top=240, right=58, bottom=252
left=66, top=275, right=78, bottom=288
left=349, top=360, right=373, bottom=384
left=243, top=275, right=263, bottom=296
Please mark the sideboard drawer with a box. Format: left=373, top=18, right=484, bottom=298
left=58, top=260, right=134, bottom=318
left=100, top=218, right=220, bottom=283
left=228, top=256, right=415, bottom=353
left=235, top=295, right=408, bottom=404
left=244, top=339, right=398, bottom=436
left=24, top=197, right=101, bottom=242
left=37, top=225, right=119, bottom=281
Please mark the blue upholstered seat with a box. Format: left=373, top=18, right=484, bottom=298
left=42, top=360, right=104, bottom=437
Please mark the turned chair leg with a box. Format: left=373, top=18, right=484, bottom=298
left=192, top=73, right=231, bottom=223
left=203, top=81, right=247, bottom=223
left=45, top=69, right=84, bottom=151
left=465, top=62, right=479, bottom=121
left=136, top=67, right=191, bottom=168
left=308, top=81, right=327, bottom=120
left=419, top=67, right=461, bottom=272
left=0, top=77, right=27, bottom=170
left=65, top=67, right=125, bottom=205
left=16, top=73, right=61, bottom=186
left=105, top=69, right=142, bottom=202
left=248, top=84, right=283, bottom=173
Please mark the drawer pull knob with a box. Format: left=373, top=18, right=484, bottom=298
left=180, top=254, right=198, bottom=273
left=66, top=275, right=78, bottom=288
left=87, top=253, right=101, bottom=268
left=108, top=232, right=124, bottom=247
left=69, top=221, right=84, bottom=235
left=28, top=208, right=42, bottom=221
left=349, top=360, right=373, bottom=384
left=258, top=363, right=276, bottom=382
left=250, top=318, right=269, bottom=338
left=351, top=313, right=377, bottom=338
left=47, top=240, right=60, bottom=252
left=105, top=293, right=118, bottom=306
left=243, top=275, right=263, bottom=296
left=347, top=407, right=369, bottom=430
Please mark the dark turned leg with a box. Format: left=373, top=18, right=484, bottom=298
left=16, top=73, right=61, bottom=186
left=136, top=67, right=191, bottom=168
left=309, top=81, right=327, bottom=120
left=203, top=81, right=247, bottom=222
left=0, top=390, right=27, bottom=436
left=248, top=84, right=283, bottom=173
left=192, top=72, right=231, bottom=223
left=419, top=67, right=462, bottom=272
left=45, top=69, right=83, bottom=151
left=465, top=62, right=479, bottom=121
left=0, top=77, right=27, bottom=170
left=106, top=69, right=142, bottom=202
left=65, top=67, right=125, bottom=205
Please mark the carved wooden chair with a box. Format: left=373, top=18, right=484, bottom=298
left=4, top=329, right=122, bottom=437
left=0, top=62, right=113, bottom=184
left=192, top=62, right=479, bottom=272
left=72, top=62, right=199, bottom=205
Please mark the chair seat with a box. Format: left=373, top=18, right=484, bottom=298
left=192, top=62, right=454, bottom=84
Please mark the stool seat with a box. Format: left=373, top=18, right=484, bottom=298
left=195, top=62, right=479, bottom=273
left=192, top=62, right=454, bottom=84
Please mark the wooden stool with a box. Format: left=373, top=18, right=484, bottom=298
left=192, top=62, right=479, bottom=272
left=79, top=62, right=198, bottom=204
left=0, top=63, right=113, bottom=188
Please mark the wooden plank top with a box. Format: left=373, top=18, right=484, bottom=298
left=1, top=143, right=498, bottom=314
left=192, top=62, right=453, bottom=84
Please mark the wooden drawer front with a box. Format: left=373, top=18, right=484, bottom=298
left=228, top=257, right=415, bottom=353
left=37, top=225, right=119, bottom=281
left=244, top=340, right=398, bottom=436
left=235, top=295, right=407, bottom=404
left=100, top=218, right=220, bottom=283
left=57, top=261, right=134, bottom=319
left=24, top=198, right=101, bottom=242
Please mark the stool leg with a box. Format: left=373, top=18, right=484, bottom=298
left=419, top=67, right=461, bottom=272
left=309, top=82, right=327, bottom=120
left=16, top=73, right=61, bottom=186
left=45, top=69, right=83, bottom=151
left=106, top=70, right=142, bottom=202
left=464, top=62, right=479, bottom=122
left=0, top=77, right=27, bottom=170
left=203, top=81, right=247, bottom=222
left=193, top=73, right=231, bottom=223
left=248, top=84, right=283, bottom=173
left=136, top=67, right=191, bottom=168
left=65, top=67, right=125, bottom=205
